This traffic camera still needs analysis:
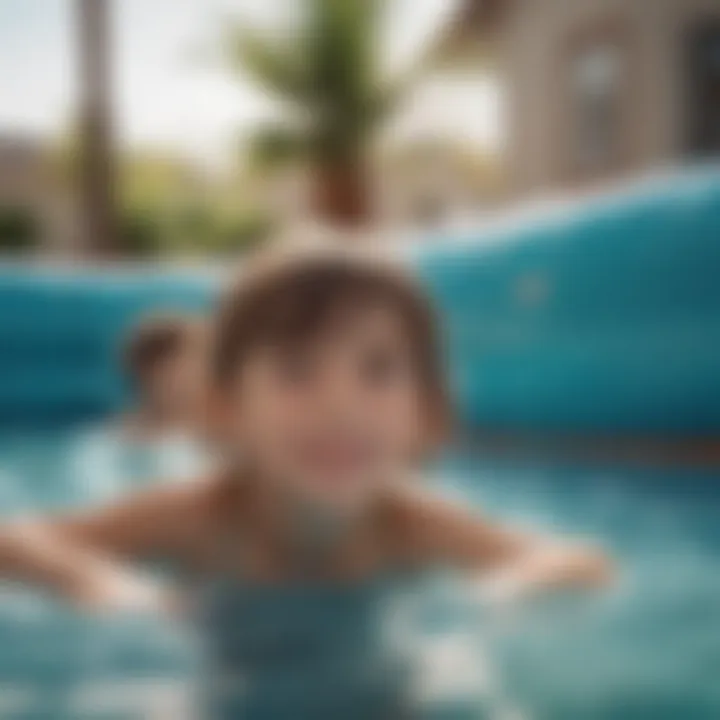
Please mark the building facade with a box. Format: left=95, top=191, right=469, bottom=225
left=450, top=0, right=720, bottom=198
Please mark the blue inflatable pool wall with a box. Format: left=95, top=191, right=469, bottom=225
left=2, top=168, right=720, bottom=433
left=416, top=168, right=720, bottom=433
left=0, top=269, right=215, bottom=426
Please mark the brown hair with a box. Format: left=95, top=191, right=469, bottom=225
left=123, top=313, right=200, bottom=388
left=211, top=247, right=450, bottom=435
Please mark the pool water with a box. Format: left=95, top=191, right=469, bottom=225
left=0, top=429, right=718, bottom=719
left=439, top=453, right=720, bottom=720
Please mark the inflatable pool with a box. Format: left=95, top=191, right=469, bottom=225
left=0, top=168, right=718, bottom=718
left=2, top=167, right=720, bottom=433
left=417, top=167, right=720, bottom=433
left=0, top=267, right=215, bottom=426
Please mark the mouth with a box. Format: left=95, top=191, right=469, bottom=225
left=293, top=436, right=374, bottom=479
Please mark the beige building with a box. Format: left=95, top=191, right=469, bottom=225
left=444, top=0, right=720, bottom=198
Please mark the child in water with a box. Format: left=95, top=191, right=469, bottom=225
left=0, top=247, right=611, bottom=718
left=72, top=313, right=211, bottom=495
left=121, top=313, right=207, bottom=439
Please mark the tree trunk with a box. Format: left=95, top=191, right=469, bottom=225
left=77, top=0, right=117, bottom=257
left=313, top=160, right=371, bottom=227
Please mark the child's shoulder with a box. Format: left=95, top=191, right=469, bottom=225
left=151, top=471, right=239, bottom=526
left=95, top=472, right=230, bottom=544
left=383, top=479, right=470, bottom=522
left=379, top=480, right=483, bottom=564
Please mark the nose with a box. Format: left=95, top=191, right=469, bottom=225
left=316, top=361, right=363, bottom=425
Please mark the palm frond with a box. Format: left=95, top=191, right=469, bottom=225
left=370, top=18, right=452, bottom=124
left=247, top=124, right=309, bottom=170
left=225, top=0, right=442, bottom=223
left=226, top=27, right=310, bottom=103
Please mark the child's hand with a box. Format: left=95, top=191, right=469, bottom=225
left=475, top=544, right=615, bottom=607
left=564, top=545, right=615, bottom=589
left=70, top=565, right=170, bottom=616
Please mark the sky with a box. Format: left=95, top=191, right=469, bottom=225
left=0, top=0, right=501, bottom=168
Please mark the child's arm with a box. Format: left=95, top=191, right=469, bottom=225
left=0, top=481, right=211, bottom=611
left=396, top=490, right=613, bottom=603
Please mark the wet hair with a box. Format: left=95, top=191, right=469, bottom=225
left=123, top=313, right=199, bottom=389
left=211, top=246, right=450, bottom=434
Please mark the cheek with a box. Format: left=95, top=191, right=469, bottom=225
left=162, top=358, right=196, bottom=397
left=149, top=367, right=179, bottom=403
left=366, top=390, right=426, bottom=452
left=171, top=365, right=196, bottom=401
left=183, top=354, right=206, bottom=396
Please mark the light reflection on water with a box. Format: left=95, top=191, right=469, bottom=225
left=0, top=430, right=716, bottom=719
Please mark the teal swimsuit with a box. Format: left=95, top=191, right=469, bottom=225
left=194, top=574, right=414, bottom=719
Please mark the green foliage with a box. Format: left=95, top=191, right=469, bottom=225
left=248, top=125, right=309, bottom=171
left=118, top=154, right=195, bottom=211
left=118, top=199, right=273, bottom=258
left=0, top=207, right=40, bottom=253
left=227, top=0, right=426, bottom=168
left=201, top=211, right=274, bottom=255
left=118, top=204, right=164, bottom=257
left=171, top=203, right=216, bottom=250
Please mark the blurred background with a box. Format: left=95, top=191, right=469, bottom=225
left=2, top=0, right=717, bottom=258
left=1, top=1, right=720, bottom=718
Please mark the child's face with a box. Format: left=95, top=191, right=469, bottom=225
left=220, top=304, right=429, bottom=513
left=144, top=345, right=205, bottom=425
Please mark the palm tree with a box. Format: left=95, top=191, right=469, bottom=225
left=227, top=0, right=433, bottom=227
left=77, top=0, right=116, bottom=255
